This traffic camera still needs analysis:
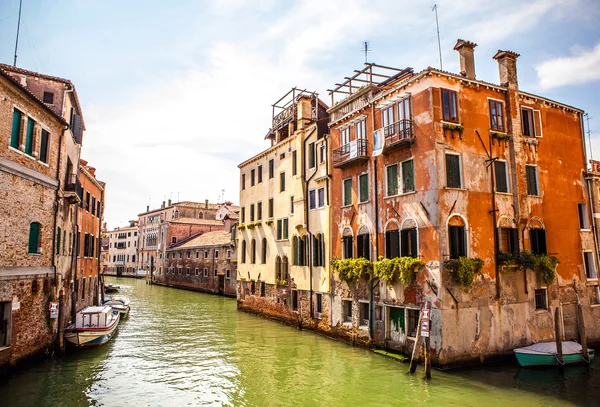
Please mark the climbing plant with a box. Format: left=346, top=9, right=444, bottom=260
left=373, top=256, right=425, bottom=285
left=444, top=257, right=484, bottom=289
left=330, top=257, right=372, bottom=282
left=500, top=251, right=560, bottom=284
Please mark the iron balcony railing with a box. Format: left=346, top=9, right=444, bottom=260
left=332, top=138, right=368, bottom=168
left=381, top=119, right=414, bottom=149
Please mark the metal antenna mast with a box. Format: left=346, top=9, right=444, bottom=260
left=362, top=41, right=371, bottom=63
left=585, top=113, right=593, bottom=161
left=13, top=0, right=23, bottom=66
left=432, top=4, right=443, bottom=70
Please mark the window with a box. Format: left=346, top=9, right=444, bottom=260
left=535, top=289, right=548, bottom=310
left=359, top=302, right=369, bottom=326
left=530, top=228, right=547, bottom=255
left=521, top=107, right=542, bottom=137
left=591, top=286, right=600, bottom=305
left=250, top=204, right=255, bottom=222
left=309, top=143, right=316, bottom=169
left=91, top=197, right=96, bottom=216
left=401, top=227, right=418, bottom=258
left=448, top=216, right=466, bottom=259
left=28, top=222, right=40, bottom=254
left=293, top=236, right=307, bottom=266
left=172, top=237, right=176, bottom=244
left=495, top=161, right=509, bottom=193
left=578, top=203, right=590, bottom=229
left=250, top=169, right=255, bottom=187
left=39, top=129, right=49, bottom=163
left=499, top=227, right=519, bottom=255
left=204, top=250, right=209, bottom=259
left=277, top=218, right=289, bottom=240
left=386, top=159, right=415, bottom=196
left=407, top=309, right=420, bottom=337
left=343, top=300, right=352, bottom=323
left=357, top=229, right=370, bottom=260
left=258, top=165, right=263, bottom=183
left=309, top=190, right=316, bottom=210
left=280, top=172, right=286, bottom=192
left=382, top=105, right=394, bottom=128
left=489, top=100, right=504, bottom=131
left=257, top=202, right=262, bottom=221
left=312, top=234, right=325, bottom=267
left=251, top=239, right=256, bottom=264
left=226, top=269, right=231, bottom=279
left=374, top=305, right=383, bottom=321
left=187, top=251, right=191, bottom=259
left=43, top=91, right=54, bottom=104
left=445, top=154, right=462, bottom=188
left=584, top=252, right=597, bottom=279
left=290, top=196, right=294, bottom=214
left=269, top=159, right=274, bottom=178
left=356, top=119, right=366, bottom=140
left=386, top=164, right=398, bottom=196
left=56, top=227, right=62, bottom=255
left=292, top=150, right=297, bottom=175
left=261, top=238, right=267, bottom=264
left=268, top=198, right=274, bottom=218
left=186, top=267, right=190, bottom=275
left=195, top=268, right=199, bottom=276
left=315, top=293, right=323, bottom=315
left=24, top=117, right=34, bottom=156
left=358, top=174, right=369, bottom=203
left=441, top=89, right=458, bottom=122
left=319, top=143, right=326, bottom=163
left=291, top=290, right=298, bottom=311
left=260, top=281, right=265, bottom=296
left=11, top=108, right=22, bottom=149
left=214, top=269, right=218, bottom=277
left=385, top=226, right=400, bottom=259
left=85, top=191, right=91, bottom=211
left=341, top=127, right=350, bottom=146
left=526, top=165, right=539, bottom=196
left=401, top=159, right=415, bottom=193
left=204, top=268, right=208, bottom=277
left=343, top=178, right=352, bottom=206
left=241, top=207, right=245, bottom=223
left=318, top=187, right=325, bottom=208
left=241, top=240, right=246, bottom=263
left=342, top=231, right=353, bottom=259
left=241, top=173, right=246, bottom=190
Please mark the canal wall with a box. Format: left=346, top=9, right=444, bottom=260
left=153, top=280, right=236, bottom=298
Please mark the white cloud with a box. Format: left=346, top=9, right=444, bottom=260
left=536, top=42, right=600, bottom=89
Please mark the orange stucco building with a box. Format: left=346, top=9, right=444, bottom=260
left=326, top=40, right=599, bottom=366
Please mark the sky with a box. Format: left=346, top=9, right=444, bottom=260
left=1, top=0, right=599, bottom=229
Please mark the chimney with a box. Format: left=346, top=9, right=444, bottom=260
left=146, top=205, right=150, bottom=212
left=493, top=50, right=520, bottom=90
left=168, top=199, right=172, bottom=206
left=161, top=201, right=165, bottom=209
left=205, top=199, right=209, bottom=209
left=88, top=167, right=96, bottom=176
left=454, top=39, right=477, bottom=80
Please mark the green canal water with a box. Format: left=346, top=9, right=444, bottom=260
left=0, top=277, right=597, bottom=407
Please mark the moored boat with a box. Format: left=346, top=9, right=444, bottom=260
left=103, top=295, right=131, bottom=318
left=64, top=305, right=120, bottom=347
left=514, top=341, right=595, bottom=367
left=105, top=284, right=119, bottom=293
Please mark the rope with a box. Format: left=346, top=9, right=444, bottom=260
left=554, top=354, right=566, bottom=366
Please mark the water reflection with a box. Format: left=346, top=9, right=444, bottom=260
left=0, top=278, right=596, bottom=407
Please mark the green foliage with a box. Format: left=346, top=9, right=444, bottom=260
left=330, top=257, right=372, bottom=282
left=276, top=278, right=287, bottom=286
left=237, top=224, right=246, bottom=230
left=246, top=221, right=261, bottom=230
left=491, top=131, right=510, bottom=141
left=444, top=257, right=484, bottom=289
left=498, top=252, right=519, bottom=267
left=500, top=251, right=560, bottom=285
left=373, top=256, right=425, bottom=285
left=443, top=122, right=464, bottom=132
left=265, top=219, right=274, bottom=226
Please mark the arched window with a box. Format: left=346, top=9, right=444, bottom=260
left=357, top=225, right=370, bottom=260
left=342, top=228, right=353, bottom=259
left=312, top=233, right=325, bottom=267
left=261, top=238, right=267, bottom=264
left=251, top=239, right=256, bottom=264
left=241, top=240, right=246, bottom=263
left=385, top=222, right=400, bottom=259
left=275, top=255, right=282, bottom=280
left=28, top=222, right=40, bottom=254
left=401, top=219, right=418, bottom=258
left=448, top=216, right=467, bottom=259
left=282, top=256, right=289, bottom=281
left=198, top=212, right=204, bottom=219
left=528, top=218, right=546, bottom=255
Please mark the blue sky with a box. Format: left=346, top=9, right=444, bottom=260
left=1, top=0, right=599, bottom=228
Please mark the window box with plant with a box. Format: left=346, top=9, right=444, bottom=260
left=444, top=257, right=484, bottom=289
left=330, top=257, right=372, bottom=282
left=237, top=224, right=246, bottom=231
left=373, top=256, right=425, bottom=286
left=265, top=219, right=274, bottom=226
left=491, top=131, right=510, bottom=142
left=442, top=122, right=464, bottom=133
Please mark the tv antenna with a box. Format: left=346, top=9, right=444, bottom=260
left=13, top=0, right=23, bottom=66
left=218, top=188, right=225, bottom=203
left=585, top=113, right=593, bottom=161
left=432, top=4, right=443, bottom=70
left=362, top=41, right=371, bottom=63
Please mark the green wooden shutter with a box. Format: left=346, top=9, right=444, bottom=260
left=446, top=154, right=461, bottom=188
left=402, top=160, right=414, bottom=192
left=320, top=236, right=325, bottom=267
left=359, top=174, right=369, bottom=203
left=11, top=109, right=22, bottom=149
left=344, top=179, right=352, bottom=206
left=387, top=165, right=398, bottom=196
left=25, top=118, right=34, bottom=155
left=28, top=223, right=39, bottom=253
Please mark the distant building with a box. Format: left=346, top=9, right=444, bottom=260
left=105, top=222, right=138, bottom=277
left=159, top=228, right=237, bottom=296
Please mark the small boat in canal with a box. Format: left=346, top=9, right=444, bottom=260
left=105, top=284, right=119, bottom=293
left=514, top=341, right=595, bottom=367
left=64, top=305, right=120, bottom=348
left=103, top=295, right=131, bottom=318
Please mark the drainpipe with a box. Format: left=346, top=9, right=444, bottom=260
left=97, top=186, right=104, bottom=305
left=370, top=101, right=378, bottom=340
left=51, top=127, right=65, bottom=285
left=303, top=126, right=318, bottom=321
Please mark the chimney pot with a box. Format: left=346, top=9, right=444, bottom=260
left=454, top=39, right=477, bottom=80
left=205, top=199, right=209, bottom=209
left=146, top=205, right=150, bottom=212
left=493, top=50, right=520, bottom=89
left=168, top=199, right=172, bottom=206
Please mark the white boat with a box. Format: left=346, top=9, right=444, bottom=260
left=103, top=295, right=131, bottom=318
left=64, top=305, right=120, bottom=348
left=514, top=341, right=595, bottom=367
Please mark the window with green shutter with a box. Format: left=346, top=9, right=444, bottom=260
left=309, top=143, right=315, bottom=169
left=386, top=164, right=398, bottom=196
left=268, top=198, right=273, bottom=218
left=526, top=165, right=538, bottom=196
left=401, top=228, right=418, bottom=258
left=402, top=159, right=415, bottom=193
left=25, top=118, right=35, bottom=156
left=495, top=161, right=509, bottom=193
left=11, top=109, right=22, bottom=149
left=358, top=173, right=369, bottom=203
left=343, top=178, right=352, bottom=206
left=446, top=154, right=461, bottom=188
left=28, top=222, right=40, bottom=254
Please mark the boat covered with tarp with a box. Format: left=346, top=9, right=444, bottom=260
left=514, top=341, right=595, bottom=367
left=64, top=305, right=120, bottom=347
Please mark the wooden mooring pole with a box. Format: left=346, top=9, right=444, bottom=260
left=554, top=307, right=563, bottom=367
left=408, top=311, right=423, bottom=374
left=424, top=302, right=432, bottom=380
left=576, top=300, right=589, bottom=362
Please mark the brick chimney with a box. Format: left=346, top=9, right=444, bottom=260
left=493, top=50, right=520, bottom=90
left=168, top=199, right=172, bottom=206
left=454, top=39, right=477, bottom=80
left=205, top=199, right=209, bottom=209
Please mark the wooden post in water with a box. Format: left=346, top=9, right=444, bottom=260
left=577, top=301, right=589, bottom=362
left=409, top=310, right=423, bottom=374
left=424, top=302, right=432, bottom=380
left=554, top=307, right=563, bottom=366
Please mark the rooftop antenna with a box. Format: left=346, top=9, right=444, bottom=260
left=585, top=113, right=593, bottom=161
left=362, top=41, right=371, bottom=63
left=13, top=0, right=23, bottom=66
left=218, top=188, right=225, bottom=203
left=432, top=4, right=443, bottom=70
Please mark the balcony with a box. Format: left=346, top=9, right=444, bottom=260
left=63, top=173, right=81, bottom=205
left=380, top=119, right=414, bottom=152
left=332, top=139, right=369, bottom=168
